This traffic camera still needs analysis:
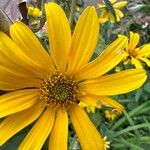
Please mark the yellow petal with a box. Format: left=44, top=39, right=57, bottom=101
left=115, top=9, right=124, bottom=18
left=18, top=107, right=56, bottom=150
left=67, top=6, right=99, bottom=75
left=0, top=89, right=40, bottom=118
left=99, top=9, right=109, bottom=24
left=10, top=21, right=54, bottom=74
left=136, top=44, right=150, bottom=57
left=116, top=14, right=121, bottom=22
left=78, top=95, right=101, bottom=108
left=113, top=1, right=128, bottom=9
left=0, top=101, right=45, bottom=146
left=108, top=12, right=115, bottom=23
left=97, top=4, right=106, bottom=8
left=98, top=96, right=124, bottom=113
left=79, top=102, right=96, bottom=113
left=76, top=36, right=128, bottom=80
left=110, top=0, right=117, bottom=3
left=49, top=107, right=68, bottom=150
left=0, top=47, right=40, bottom=90
left=79, top=69, right=147, bottom=95
left=131, top=57, right=143, bottom=69
left=69, top=104, right=104, bottom=150
left=99, top=17, right=108, bottom=24
left=78, top=95, right=124, bottom=112
left=129, top=32, right=140, bottom=51
left=0, top=32, right=50, bottom=79
left=45, top=2, right=71, bottom=72
left=0, top=65, right=40, bottom=90
left=139, top=57, right=150, bottom=67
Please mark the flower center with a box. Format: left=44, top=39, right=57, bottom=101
left=40, top=72, right=78, bottom=107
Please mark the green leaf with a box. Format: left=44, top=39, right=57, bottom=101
left=135, top=88, right=143, bottom=102
left=113, top=137, right=144, bottom=150
left=144, top=81, right=150, bottom=93
left=123, top=110, right=141, bottom=136
left=114, top=123, right=149, bottom=137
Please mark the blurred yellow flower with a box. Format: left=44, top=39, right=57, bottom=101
left=30, top=19, right=40, bottom=26
left=27, top=6, right=34, bottom=15
left=98, top=0, right=127, bottom=23
left=79, top=101, right=98, bottom=113
left=0, top=2, right=147, bottom=150
left=115, top=66, right=122, bottom=72
left=123, top=31, right=150, bottom=68
left=104, top=109, right=120, bottom=121
left=28, top=6, right=42, bottom=17
left=103, top=136, right=110, bottom=150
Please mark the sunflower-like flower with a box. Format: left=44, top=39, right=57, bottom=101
left=123, top=31, right=150, bottom=69
left=27, top=6, right=42, bottom=26
left=98, top=0, right=127, bottom=24
left=28, top=6, right=42, bottom=18
left=104, top=109, right=120, bottom=121
left=0, top=2, right=147, bottom=150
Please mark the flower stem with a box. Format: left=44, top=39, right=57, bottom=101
left=69, top=0, right=77, bottom=30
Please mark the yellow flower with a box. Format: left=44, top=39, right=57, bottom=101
left=103, top=136, right=110, bottom=150
left=28, top=6, right=42, bottom=17
left=30, top=19, right=40, bottom=26
left=123, top=31, right=150, bottom=68
left=79, top=102, right=98, bottom=113
left=0, top=2, right=147, bottom=150
left=98, top=0, right=127, bottom=23
left=27, top=6, right=34, bottom=15
left=115, top=66, right=122, bottom=72
left=104, top=109, right=120, bottom=121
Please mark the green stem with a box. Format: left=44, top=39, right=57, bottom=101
left=69, top=0, right=77, bottom=30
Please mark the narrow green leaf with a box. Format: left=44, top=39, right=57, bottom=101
left=123, top=110, right=141, bottom=136
left=114, top=123, right=149, bottom=137
left=135, top=88, right=143, bottom=102
left=144, top=81, right=150, bottom=93
left=113, top=138, right=144, bottom=150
